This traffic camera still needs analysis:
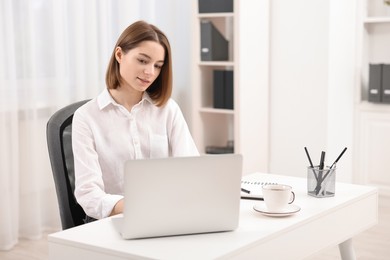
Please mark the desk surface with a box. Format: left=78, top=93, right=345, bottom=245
left=48, top=173, right=378, bottom=260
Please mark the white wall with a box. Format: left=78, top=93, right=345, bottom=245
left=326, top=0, right=356, bottom=182
left=149, top=0, right=193, bottom=123
left=124, top=1, right=357, bottom=182
left=99, top=0, right=193, bottom=127
left=268, top=0, right=356, bottom=181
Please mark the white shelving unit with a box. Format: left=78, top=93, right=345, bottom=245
left=357, top=0, right=390, bottom=103
left=355, top=0, right=390, bottom=195
left=191, top=0, right=270, bottom=174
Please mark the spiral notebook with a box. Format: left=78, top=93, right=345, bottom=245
left=240, top=177, right=278, bottom=200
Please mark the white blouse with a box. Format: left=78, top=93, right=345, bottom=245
left=72, top=88, right=199, bottom=219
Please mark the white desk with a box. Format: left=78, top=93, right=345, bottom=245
left=48, top=173, right=378, bottom=260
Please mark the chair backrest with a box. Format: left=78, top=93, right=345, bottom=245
left=46, top=100, right=90, bottom=230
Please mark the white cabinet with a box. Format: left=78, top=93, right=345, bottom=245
left=357, top=107, right=390, bottom=196
left=355, top=0, right=390, bottom=194
left=191, top=0, right=270, bottom=174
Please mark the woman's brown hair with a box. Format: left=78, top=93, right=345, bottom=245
left=105, top=20, right=172, bottom=106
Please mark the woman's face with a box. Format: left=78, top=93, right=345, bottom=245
left=115, top=40, right=165, bottom=93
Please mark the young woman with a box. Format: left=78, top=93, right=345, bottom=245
left=72, top=20, right=199, bottom=220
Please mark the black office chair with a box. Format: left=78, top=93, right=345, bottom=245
left=46, top=100, right=90, bottom=230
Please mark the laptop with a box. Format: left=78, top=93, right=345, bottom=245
left=112, top=154, right=243, bottom=239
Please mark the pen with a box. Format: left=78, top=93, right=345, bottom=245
left=319, top=151, right=325, bottom=171
left=241, top=188, right=250, bottom=194
left=240, top=188, right=264, bottom=201
left=304, top=147, right=314, bottom=168
left=321, top=147, right=348, bottom=182
left=304, top=147, right=318, bottom=181
left=240, top=196, right=264, bottom=201
left=330, top=147, right=347, bottom=169
left=315, top=151, right=326, bottom=195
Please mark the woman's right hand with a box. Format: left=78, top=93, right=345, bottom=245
left=110, top=198, right=124, bottom=216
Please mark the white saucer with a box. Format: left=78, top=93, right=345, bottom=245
left=253, top=204, right=301, bottom=217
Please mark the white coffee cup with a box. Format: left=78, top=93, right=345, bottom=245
left=262, top=184, right=295, bottom=212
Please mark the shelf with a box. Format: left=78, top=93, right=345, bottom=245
left=199, top=107, right=234, bottom=115
left=358, top=101, right=390, bottom=112
left=198, top=13, right=234, bottom=18
left=364, top=17, right=390, bottom=24
left=198, top=61, right=234, bottom=67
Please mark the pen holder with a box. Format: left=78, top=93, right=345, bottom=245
left=307, top=166, right=336, bottom=198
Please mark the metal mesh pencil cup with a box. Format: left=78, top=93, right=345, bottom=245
left=307, top=166, right=336, bottom=198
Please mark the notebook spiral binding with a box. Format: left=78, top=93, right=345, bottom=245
left=241, top=181, right=278, bottom=186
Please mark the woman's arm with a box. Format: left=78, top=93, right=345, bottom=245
left=109, top=198, right=124, bottom=216
left=72, top=105, right=123, bottom=219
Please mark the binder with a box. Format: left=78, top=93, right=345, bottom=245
left=200, top=21, right=229, bottom=61
left=213, top=70, right=225, bottom=108
left=198, top=0, right=233, bottom=13
left=213, top=70, right=234, bottom=109
left=382, top=64, right=390, bottom=104
left=368, top=64, right=382, bottom=103
left=225, top=70, right=234, bottom=109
